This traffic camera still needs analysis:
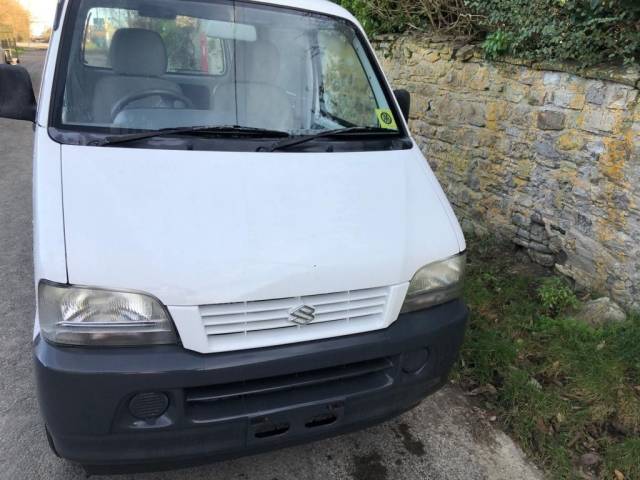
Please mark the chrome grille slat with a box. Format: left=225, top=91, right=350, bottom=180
left=198, top=286, right=392, bottom=352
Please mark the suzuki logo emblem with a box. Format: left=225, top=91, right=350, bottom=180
left=288, top=305, right=316, bottom=325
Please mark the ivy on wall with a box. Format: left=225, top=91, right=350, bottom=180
left=469, top=0, right=640, bottom=67
left=336, top=0, right=640, bottom=67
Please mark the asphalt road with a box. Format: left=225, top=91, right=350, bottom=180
left=0, top=50, right=542, bottom=480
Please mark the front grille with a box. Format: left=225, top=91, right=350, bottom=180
left=198, top=286, right=393, bottom=352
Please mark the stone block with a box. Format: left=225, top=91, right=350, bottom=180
left=470, top=67, right=490, bottom=91
left=461, top=218, right=475, bottom=233
left=575, top=212, right=593, bottom=235
left=513, top=236, right=530, bottom=249
left=512, top=212, right=529, bottom=227
left=613, top=191, right=630, bottom=210
left=455, top=44, right=476, bottom=62
left=579, top=108, right=617, bottom=134
left=425, top=51, right=441, bottom=63
left=467, top=171, right=481, bottom=191
left=505, top=81, right=528, bottom=103
left=510, top=104, right=534, bottom=128
left=543, top=72, right=562, bottom=85
left=552, top=89, right=586, bottom=110
left=527, top=88, right=546, bottom=106
left=529, top=242, right=553, bottom=254
left=531, top=211, right=545, bottom=224
left=518, top=68, right=539, bottom=86
left=462, top=102, right=486, bottom=127
left=505, top=126, right=523, bottom=138
left=535, top=139, right=561, bottom=161
left=604, top=85, right=637, bottom=110
left=576, top=297, right=627, bottom=326
left=549, top=236, right=565, bottom=254
left=537, top=110, right=566, bottom=130
left=556, top=132, right=584, bottom=151
left=528, top=227, right=546, bottom=243
left=585, top=82, right=606, bottom=105
left=515, top=196, right=534, bottom=209
left=529, top=251, right=556, bottom=267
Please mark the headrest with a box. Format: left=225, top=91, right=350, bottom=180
left=243, top=41, right=280, bottom=85
left=110, top=28, right=168, bottom=77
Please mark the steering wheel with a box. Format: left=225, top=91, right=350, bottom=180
left=111, top=89, right=194, bottom=121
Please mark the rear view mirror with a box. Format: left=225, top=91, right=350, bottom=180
left=394, top=89, right=411, bottom=122
left=0, top=64, right=36, bottom=122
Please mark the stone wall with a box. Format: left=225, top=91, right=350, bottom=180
left=373, top=34, right=640, bottom=309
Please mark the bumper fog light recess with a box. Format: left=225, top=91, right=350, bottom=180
left=129, top=392, right=169, bottom=420
left=401, top=348, right=430, bottom=374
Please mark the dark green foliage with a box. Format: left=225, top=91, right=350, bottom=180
left=482, top=31, right=513, bottom=60
left=537, top=277, right=579, bottom=315
left=335, top=0, right=640, bottom=67
left=335, top=0, right=397, bottom=35
left=466, top=0, right=640, bottom=66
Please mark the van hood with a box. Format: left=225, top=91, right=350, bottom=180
left=60, top=145, right=462, bottom=306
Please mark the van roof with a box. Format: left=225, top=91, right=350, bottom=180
left=248, top=0, right=358, bottom=24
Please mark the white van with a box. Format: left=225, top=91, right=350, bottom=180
left=0, top=0, right=467, bottom=473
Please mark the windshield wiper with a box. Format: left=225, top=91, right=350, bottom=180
left=90, top=125, right=291, bottom=147
left=263, top=126, right=398, bottom=152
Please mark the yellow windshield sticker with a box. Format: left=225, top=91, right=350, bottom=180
left=376, top=109, right=398, bottom=130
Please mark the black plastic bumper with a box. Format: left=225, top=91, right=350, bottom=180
left=34, top=299, right=468, bottom=474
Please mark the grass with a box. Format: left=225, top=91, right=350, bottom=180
left=453, top=236, right=640, bottom=479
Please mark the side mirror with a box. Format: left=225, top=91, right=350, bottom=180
left=394, top=89, right=411, bottom=122
left=0, top=64, right=36, bottom=122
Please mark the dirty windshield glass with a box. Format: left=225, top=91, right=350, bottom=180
left=53, top=0, right=401, bottom=138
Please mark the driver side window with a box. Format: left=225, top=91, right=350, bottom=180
left=82, top=8, right=225, bottom=75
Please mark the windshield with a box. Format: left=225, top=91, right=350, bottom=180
left=52, top=0, right=404, bottom=146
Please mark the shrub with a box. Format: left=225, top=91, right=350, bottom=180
left=336, top=0, right=640, bottom=67
left=466, top=0, right=640, bottom=66
left=482, top=30, right=513, bottom=60
left=537, top=277, right=578, bottom=315
left=335, top=0, right=477, bottom=36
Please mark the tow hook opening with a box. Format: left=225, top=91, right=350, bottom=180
left=253, top=420, right=290, bottom=439
left=305, top=412, right=338, bottom=428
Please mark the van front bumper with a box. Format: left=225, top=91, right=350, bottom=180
left=34, top=299, right=468, bottom=474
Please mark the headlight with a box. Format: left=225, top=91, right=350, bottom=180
left=401, top=253, right=466, bottom=313
left=38, top=282, right=177, bottom=346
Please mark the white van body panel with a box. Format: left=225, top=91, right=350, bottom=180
left=32, top=127, right=68, bottom=340
left=33, top=0, right=466, bottom=353
left=33, top=127, right=67, bottom=284
left=60, top=144, right=460, bottom=307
